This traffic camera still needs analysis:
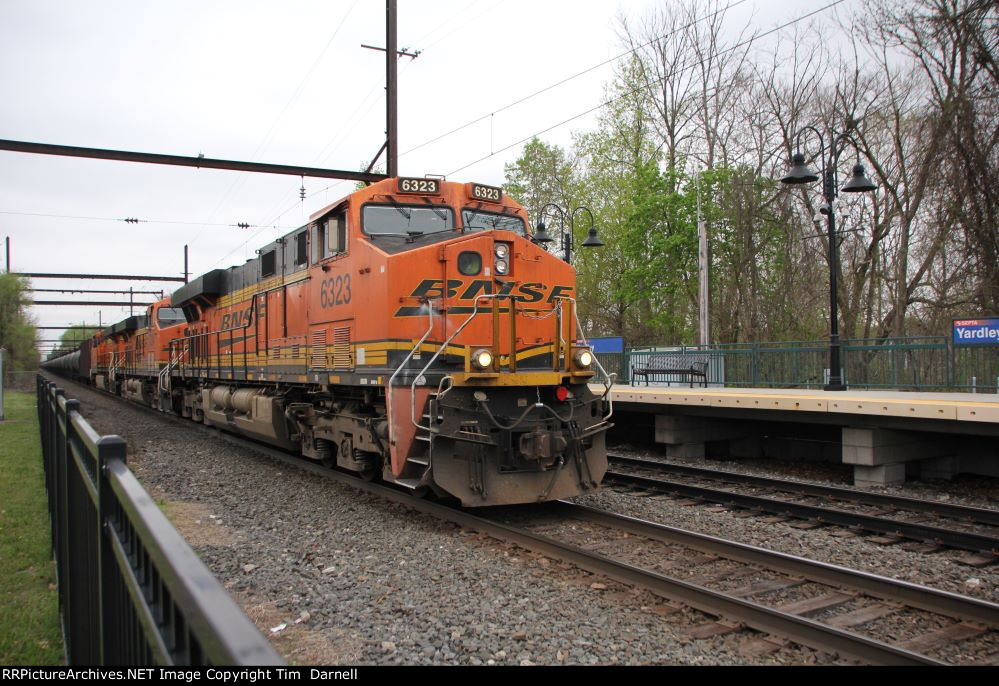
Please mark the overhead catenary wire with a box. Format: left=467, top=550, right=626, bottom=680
left=205, top=0, right=847, bottom=272
left=185, top=0, right=363, bottom=250
left=270, top=0, right=768, bottom=212
left=400, top=0, right=753, bottom=158
left=446, top=0, right=848, bottom=177
left=0, top=210, right=292, bottom=230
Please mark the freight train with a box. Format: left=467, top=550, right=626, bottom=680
left=42, top=177, right=613, bottom=505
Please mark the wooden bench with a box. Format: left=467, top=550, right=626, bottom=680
left=631, top=354, right=710, bottom=387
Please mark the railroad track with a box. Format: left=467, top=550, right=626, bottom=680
left=44, top=375, right=999, bottom=665
left=607, top=454, right=999, bottom=558
left=209, top=433, right=999, bottom=665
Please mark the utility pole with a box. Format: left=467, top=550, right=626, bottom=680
left=386, top=0, right=398, bottom=178
left=697, top=172, right=710, bottom=347
left=363, top=1, right=418, bottom=178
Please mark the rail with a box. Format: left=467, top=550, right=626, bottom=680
left=36, top=375, right=282, bottom=666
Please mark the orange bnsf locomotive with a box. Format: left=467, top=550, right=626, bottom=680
left=43, top=178, right=612, bottom=505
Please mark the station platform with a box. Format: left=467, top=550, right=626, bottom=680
left=595, top=384, right=999, bottom=486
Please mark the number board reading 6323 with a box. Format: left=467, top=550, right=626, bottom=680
left=398, top=178, right=440, bottom=195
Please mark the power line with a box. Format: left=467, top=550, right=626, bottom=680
left=400, top=0, right=753, bottom=159
left=203, top=0, right=845, bottom=273
left=446, top=0, right=848, bottom=177
left=0, top=210, right=291, bottom=230
left=211, top=1, right=505, bottom=265
left=203, top=2, right=766, bottom=273
left=185, top=0, right=363, bottom=251
left=407, top=0, right=492, bottom=47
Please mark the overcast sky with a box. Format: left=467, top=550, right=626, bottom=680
left=0, top=0, right=850, bottom=353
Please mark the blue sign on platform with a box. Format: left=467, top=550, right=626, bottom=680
left=589, top=336, right=625, bottom=354
left=953, top=318, right=999, bottom=346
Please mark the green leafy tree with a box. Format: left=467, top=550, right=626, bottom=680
left=0, top=273, right=39, bottom=373
left=56, top=325, right=100, bottom=354
left=503, top=138, right=578, bottom=223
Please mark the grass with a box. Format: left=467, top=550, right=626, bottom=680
left=0, top=391, right=63, bottom=664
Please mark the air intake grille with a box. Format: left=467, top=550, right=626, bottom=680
left=332, top=327, right=352, bottom=370
left=309, top=330, right=327, bottom=370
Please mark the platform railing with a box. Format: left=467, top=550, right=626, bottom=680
left=597, top=336, right=998, bottom=392
left=36, top=375, right=282, bottom=666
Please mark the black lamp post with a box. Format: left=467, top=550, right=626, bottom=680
left=781, top=127, right=877, bottom=391
left=534, top=204, right=603, bottom=264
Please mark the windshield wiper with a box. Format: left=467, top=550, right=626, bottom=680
left=391, top=205, right=412, bottom=221
left=366, top=231, right=414, bottom=238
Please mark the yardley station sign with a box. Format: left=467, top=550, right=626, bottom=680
left=952, top=318, right=999, bottom=346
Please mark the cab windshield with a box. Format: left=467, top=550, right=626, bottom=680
left=362, top=204, right=455, bottom=237
left=461, top=209, right=526, bottom=235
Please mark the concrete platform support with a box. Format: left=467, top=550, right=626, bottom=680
left=654, top=415, right=747, bottom=459
left=842, top=428, right=952, bottom=487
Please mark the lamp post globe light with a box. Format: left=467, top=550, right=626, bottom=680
left=533, top=203, right=603, bottom=265
left=781, top=126, right=877, bottom=391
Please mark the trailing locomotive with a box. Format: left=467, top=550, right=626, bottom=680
left=43, top=177, right=613, bottom=505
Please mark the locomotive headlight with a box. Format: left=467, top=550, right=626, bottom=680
left=573, top=349, right=594, bottom=369
left=494, top=242, right=511, bottom=275
left=472, top=348, right=494, bottom=370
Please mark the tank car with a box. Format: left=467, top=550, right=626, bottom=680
left=74, top=177, right=613, bottom=506
left=42, top=337, right=92, bottom=382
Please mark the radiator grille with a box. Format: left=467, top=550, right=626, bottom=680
left=309, top=331, right=326, bottom=370
left=332, top=327, right=352, bottom=370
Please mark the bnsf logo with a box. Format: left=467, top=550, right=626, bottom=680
left=394, top=279, right=573, bottom=317
left=220, top=307, right=254, bottom=330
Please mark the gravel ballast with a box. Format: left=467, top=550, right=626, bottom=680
left=591, top=447, right=999, bottom=602
left=46, top=378, right=995, bottom=664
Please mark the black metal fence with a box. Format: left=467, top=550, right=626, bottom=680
left=37, top=375, right=282, bottom=666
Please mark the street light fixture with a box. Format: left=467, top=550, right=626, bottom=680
left=781, top=126, right=877, bottom=391
left=533, top=204, right=603, bottom=264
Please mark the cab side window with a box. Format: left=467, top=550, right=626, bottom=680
left=295, top=231, right=308, bottom=267
left=313, top=210, right=347, bottom=261
left=261, top=249, right=277, bottom=278
left=156, top=307, right=187, bottom=328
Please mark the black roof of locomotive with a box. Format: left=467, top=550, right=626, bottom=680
left=170, top=224, right=309, bottom=307
left=101, top=315, right=149, bottom=339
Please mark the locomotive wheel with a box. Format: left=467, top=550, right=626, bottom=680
left=356, top=449, right=379, bottom=481
left=316, top=439, right=337, bottom=469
